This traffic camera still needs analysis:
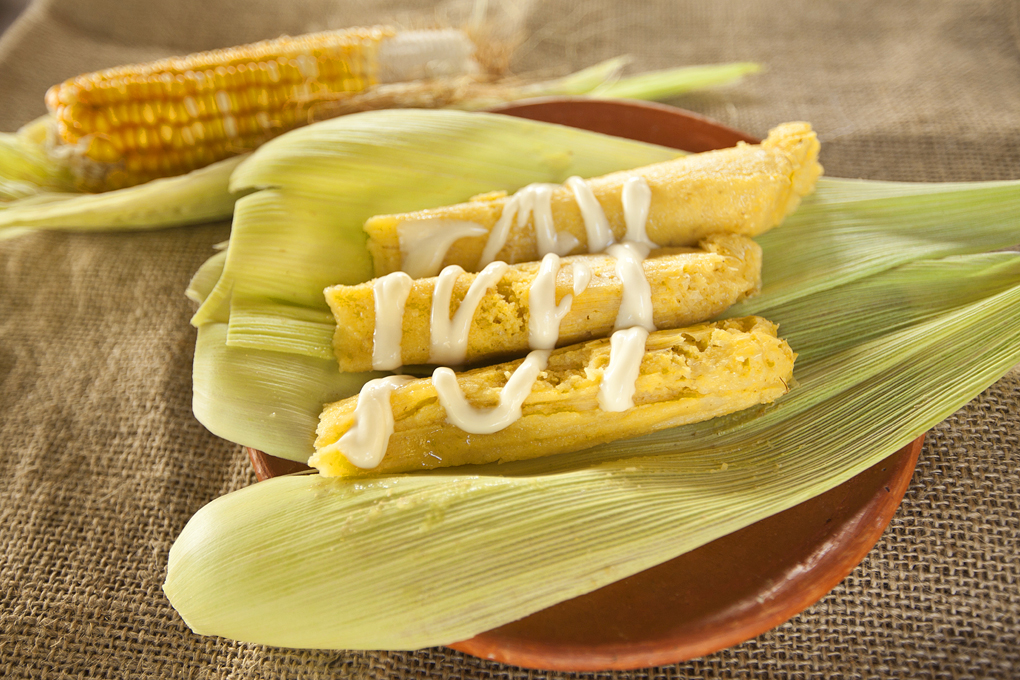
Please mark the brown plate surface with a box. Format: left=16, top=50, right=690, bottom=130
left=247, top=99, right=923, bottom=671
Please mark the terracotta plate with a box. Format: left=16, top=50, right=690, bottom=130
left=247, top=99, right=923, bottom=671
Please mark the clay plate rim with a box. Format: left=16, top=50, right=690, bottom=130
left=246, top=98, right=924, bottom=671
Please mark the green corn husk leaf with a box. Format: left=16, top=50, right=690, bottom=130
left=515, top=56, right=635, bottom=97
left=192, top=249, right=1020, bottom=465
left=205, top=108, right=1020, bottom=361
left=728, top=179, right=1020, bottom=317
left=0, top=121, right=73, bottom=199
left=193, top=323, right=379, bottom=459
left=194, top=110, right=684, bottom=354
left=227, top=297, right=336, bottom=359
left=0, top=154, right=245, bottom=237
left=185, top=248, right=228, bottom=305
left=166, top=265, right=1020, bottom=649
left=589, top=62, right=763, bottom=100
left=512, top=60, right=761, bottom=101
left=759, top=252, right=1020, bottom=362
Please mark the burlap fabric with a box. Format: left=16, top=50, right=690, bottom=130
left=1, top=0, right=1017, bottom=677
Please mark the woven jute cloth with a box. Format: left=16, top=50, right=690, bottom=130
left=1, top=0, right=1018, bottom=677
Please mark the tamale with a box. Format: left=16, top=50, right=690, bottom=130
left=311, top=316, right=795, bottom=477
left=365, top=122, right=822, bottom=276
left=327, top=233, right=761, bottom=371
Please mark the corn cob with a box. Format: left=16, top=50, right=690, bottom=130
left=44, top=27, right=479, bottom=191
left=327, top=233, right=761, bottom=371
left=311, top=316, right=795, bottom=477
left=365, top=122, right=822, bottom=276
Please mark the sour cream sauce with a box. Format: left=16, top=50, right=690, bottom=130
left=340, top=176, right=661, bottom=468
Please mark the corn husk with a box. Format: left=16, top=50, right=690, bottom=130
left=187, top=110, right=1020, bottom=463
left=184, top=247, right=227, bottom=305
left=197, top=111, right=1020, bottom=365
left=731, top=179, right=1020, bottom=316
left=0, top=152, right=244, bottom=238
left=192, top=323, right=380, bottom=460
left=0, top=119, right=73, bottom=199
left=192, top=109, right=685, bottom=356
left=510, top=60, right=761, bottom=101
left=168, top=252, right=1020, bottom=649
left=174, top=109, right=1020, bottom=650
left=588, top=62, right=762, bottom=100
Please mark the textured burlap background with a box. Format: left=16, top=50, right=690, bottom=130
left=1, top=0, right=1018, bottom=677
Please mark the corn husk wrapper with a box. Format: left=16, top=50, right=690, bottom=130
left=184, top=246, right=227, bottom=304
left=170, top=252, right=1020, bottom=649
left=192, top=109, right=686, bottom=354
left=188, top=110, right=1020, bottom=462
left=173, top=109, right=1020, bottom=649
left=0, top=119, right=73, bottom=199
left=197, top=113, right=1020, bottom=365
left=193, top=323, right=381, bottom=458
left=731, top=178, right=1020, bottom=316
left=587, top=62, right=761, bottom=100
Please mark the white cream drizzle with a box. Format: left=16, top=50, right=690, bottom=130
left=433, top=349, right=551, bottom=434
left=398, top=218, right=488, bottom=279
left=429, top=261, right=510, bottom=366
left=622, top=177, right=657, bottom=247
left=399, top=176, right=650, bottom=275
left=477, top=183, right=579, bottom=267
left=566, top=176, right=614, bottom=252
left=597, top=327, right=649, bottom=412
left=606, top=241, right=655, bottom=332
left=528, top=254, right=572, bottom=350
left=572, top=261, right=592, bottom=297
left=332, top=375, right=414, bottom=468
left=371, top=272, right=413, bottom=371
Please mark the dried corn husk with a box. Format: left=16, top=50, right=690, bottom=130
left=168, top=254, right=1020, bottom=649
left=184, top=246, right=227, bottom=304
left=196, top=111, right=1020, bottom=365
left=188, top=110, right=1020, bottom=463
left=0, top=151, right=244, bottom=237
left=193, top=109, right=685, bottom=357
left=175, top=110, right=1020, bottom=649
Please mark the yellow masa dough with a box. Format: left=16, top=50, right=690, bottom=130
left=364, top=122, right=822, bottom=276
left=327, top=233, right=761, bottom=371
left=312, top=316, right=796, bottom=477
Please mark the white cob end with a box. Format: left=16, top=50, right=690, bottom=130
left=376, top=29, right=479, bottom=83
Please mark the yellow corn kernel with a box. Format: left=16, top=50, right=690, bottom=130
left=86, top=136, right=121, bottom=164
left=124, top=153, right=145, bottom=175
left=117, top=128, right=135, bottom=153
left=141, top=102, right=158, bottom=125
left=92, top=110, right=111, bottom=134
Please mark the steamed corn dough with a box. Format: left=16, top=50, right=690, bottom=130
left=312, top=317, right=795, bottom=477
left=329, top=233, right=761, bottom=371
left=365, top=122, right=822, bottom=275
